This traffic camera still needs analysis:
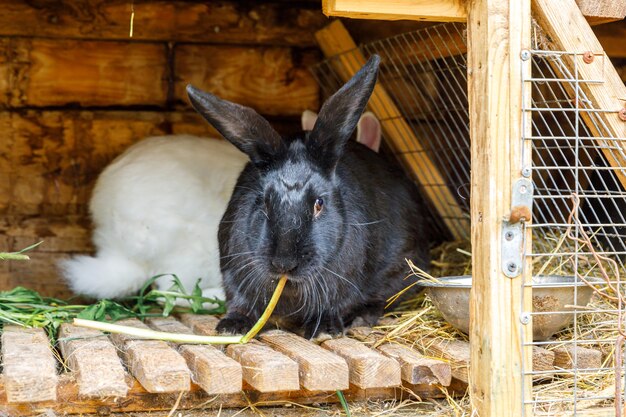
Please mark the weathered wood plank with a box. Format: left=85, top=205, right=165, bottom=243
left=259, top=330, right=350, bottom=391
left=0, top=1, right=326, bottom=46
left=552, top=345, right=603, bottom=370
left=315, top=20, right=469, bottom=240
left=424, top=339, right=555, bottom=385
left=377, top=343, right=452, bottom=386
left=0, top=373, right=462, bottom=416
left=226, top=340, right=300, bottom=392
left=575, top=0, right=626, bottom=24
left=1, top=326, right=58, bottom=403
left=466, top=0, right=533, bottom=415
left=57, top=323, right=128, bottom=397
left=322, top=0, right=625, bottom=24
left=534, top=0, right=626, bottom=191
left=322, top=0, right=467, bottom=21
left=0, top=39, right=167, bottom=108
left=175, top=45, right=319, bottom=116
left=109, top=319, right=190, bottom=393
left=321, top=337, right=401, bottom=389
left=145, top=317, right=242, bottom=395
left=177, top=313, right=221, bottom=336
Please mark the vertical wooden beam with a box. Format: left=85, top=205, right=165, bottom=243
left=467, top=0, right=533, bottom=416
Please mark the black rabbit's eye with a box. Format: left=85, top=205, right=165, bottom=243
left=313, top=198, right=324, bottom=218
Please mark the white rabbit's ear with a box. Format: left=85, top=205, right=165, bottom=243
left=301, top=110, right=318, bottom=131
left=356, top=111, right=381, bottom=153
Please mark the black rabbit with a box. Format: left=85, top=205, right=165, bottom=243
left=187, top=55, right=429, bottom=338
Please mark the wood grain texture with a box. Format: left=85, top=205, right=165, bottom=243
left=1, top=326, right=58, bottom=403
left=175, top=45, right=319, bottom=116
left=178, top=314, right=220, bottom=336
left=552, top=345, right=602, bottom=370
left=0, top=38, right=167, bottom=108
left=259, top=330, right=349, bottom=391
left=322, top=0, right=467, bottom=21
left=315, top=20, right=469, bottom=240
left=0, top=1, right=326, bottom=46
left=377, top=343, right=452, bottom=386
left=466, top=0, right=532, bottom=415
left=534, top=0, right=626, bottom=191
left=57, top=323, right=128, bottom=397
left=575, top=0, right=626, bottom=24
left=0, top=373, right=462, bottom=416
left=145, top=317, right=242, bottom=395
left=109, top=319, right=191, bottom=393
left=226, top=340, right=300, bottom=392
left=321, top=337, right=401, bottom=389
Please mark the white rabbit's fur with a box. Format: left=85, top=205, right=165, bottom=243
left=61, top=113, right=380, bottom=302
left=60, top=135, right=248, bottom=301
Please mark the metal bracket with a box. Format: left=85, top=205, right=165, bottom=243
left=501, top=178, right=533, bottom=278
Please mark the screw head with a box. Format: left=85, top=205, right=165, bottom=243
left=520, top=313, right=531, bottom=325
left=507, top=262, right=518, bottom=273
left=582, top=51, right=594, bottom=64
left=520, top=50, right=531, bottom=61
left=505, top=231, right=515, bottom=241
left=619, top=108, right=626, bottom=122
left=521, top=167, right=531, bottom=178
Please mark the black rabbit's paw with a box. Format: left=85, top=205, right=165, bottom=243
left=216, top=312, right=255, bottom=335
left=303, top=314, right=344, bottom=339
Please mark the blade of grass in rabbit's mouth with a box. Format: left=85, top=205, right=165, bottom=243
left=73, top=275, right=288, bottom=344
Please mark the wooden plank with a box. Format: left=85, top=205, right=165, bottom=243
left=534, top=0, right=626, bottom=191
left=315, top=20, right=469, bottom=240
left=321, top=0, right=623, bottom=23
left=1, top=326, right=58, bottom=403
left=0, top=38, right=167, bottom=108
left=109, top=319, right=190, bottom=393
left=177, top=313, right=220, bottom=336
left=377, top=343, right=452, bottom=386
left=259, top=330, right=349, bottom=391
left=576, top=0, right=626, bottom=24
left=175, top=45, right=319, bottom=117
left=321, top=337, right=401, bottom=389
left=226, top=340, right=300, bottom=392
left=145, top=317, right=242, bottom=395
left=0, top=1, right=326, bottom=46
left=467, top=0, right=532, bottom=415
left=425, top=339, right=554, bottom=385
left=552, top=345, right=603, bottom=370
left=57, top=323, right=128, bottom=398
left=0, top=373, right=462, bottom=417
left=322, top=0, right=467, bottom=21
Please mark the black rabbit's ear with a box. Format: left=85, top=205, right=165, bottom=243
left=187, top=85, right=283, bottom=166
left=308, top=55, right=380, bottom=170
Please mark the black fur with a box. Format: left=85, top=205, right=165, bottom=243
left=187, top=55, right=429, bottom=338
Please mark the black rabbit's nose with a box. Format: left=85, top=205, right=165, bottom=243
left=271, top=258, right=299, bottom=274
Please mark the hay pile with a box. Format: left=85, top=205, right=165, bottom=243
left=375, top=232, right=623, bottom=415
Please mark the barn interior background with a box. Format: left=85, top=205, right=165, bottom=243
left=1, top=1, right=626, bottom=416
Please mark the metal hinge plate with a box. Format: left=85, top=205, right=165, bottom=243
left=501, top=178, right=533, bottom=278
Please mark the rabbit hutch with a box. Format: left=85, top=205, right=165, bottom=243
left=1, top=0, right=626, bottom=416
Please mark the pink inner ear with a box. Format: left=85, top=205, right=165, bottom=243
left=356, top=112, right=382, bottom=153
left=301, top=110, right=318, bottom=131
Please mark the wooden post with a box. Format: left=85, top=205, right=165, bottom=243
left=467, top=0, right=533, bottom=416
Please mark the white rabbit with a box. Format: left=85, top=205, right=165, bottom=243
left=60, top=135, right=248, bottom=302
left=61, top=112, right=382, bottom=303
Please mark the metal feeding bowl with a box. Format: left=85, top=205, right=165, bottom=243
left=422, top=275, right=596, bottom=341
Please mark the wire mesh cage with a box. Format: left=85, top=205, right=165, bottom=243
left=311, top=21, right=625, bottom=416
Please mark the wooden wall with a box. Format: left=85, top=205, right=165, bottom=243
left=0, top=1, right=624, bottom=299
left=0, top=0, right=326, bottom=298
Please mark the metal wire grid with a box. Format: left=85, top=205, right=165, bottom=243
left=521, top=48, right=626, bottom=415
left=310, top=23, right=471, bottom=241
